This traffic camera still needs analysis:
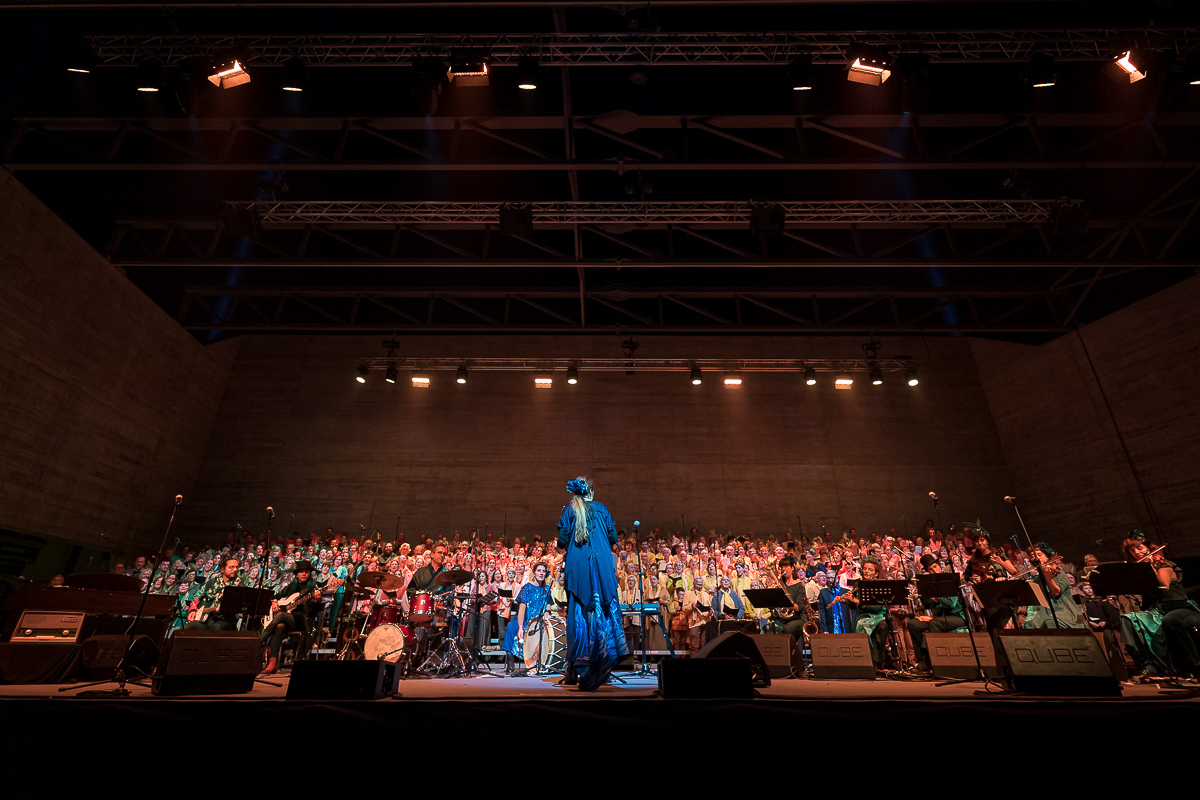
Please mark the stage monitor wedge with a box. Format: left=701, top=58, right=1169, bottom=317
left=996, top=629, right=1121, bottom=696
left=152, top=630, right=260, bottom=696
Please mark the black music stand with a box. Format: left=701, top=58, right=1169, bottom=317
left=856, top=580, right=911, bottom=674
left=220, top=587, right=275, bottom=629
left=745, top=587, right=793, bottom=632
left=972, top=579, right=1050, bottom=692
left=1088, top=562, right=1161, bottom=600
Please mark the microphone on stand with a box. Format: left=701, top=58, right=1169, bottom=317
left=175, top=495, right=183, bottom=506
left=1004, top=496, right=1017, bottom=505
left=266, top=506, right=275, bottom=519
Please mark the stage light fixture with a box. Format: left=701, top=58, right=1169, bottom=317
left=516, top=57, right=540, bottom=90
left=804, top=366, right=817, bottom=386
left=1107, top=50, right=1149, bottom=84
left=566, top=364, right=579, bottom=384
left=870, top=364, right=883, bottom=385
left=534, top=373, right=553, bottom=389
left=723, top=372, right=743, bottom=388
left=208, top=46, right=252, bottom=89
left=412, top=373, right=431, bottom=388
left=282, top=57, right=308, bottom=92
left=1022, top=53, right=1057, bottom=88
left=846, top=44, right=891, bottom=86
left=690, top=366, right=702, bottom=385
left=906, top=365, right=919, bottom=386
left=789, top=56, right=814, bottom=91
left=356, top=365, right=369, bottom=384
left=385, top=364, right=398, bottom=384
left=449, top=54, right=489, bottom=87
left=835, top=373, right=854, bottom=390
left=65, top=37, right=96, bottom=74
left=456, top=366, right=468, bottom=384
left=135, top=58, right=165, bottom=92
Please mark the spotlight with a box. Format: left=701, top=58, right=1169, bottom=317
left=412, top=373, right=431, bottom=388
left=804, top=366, right=816, bottom=386
left=135, top=58, right=165, bottom=92
left=456, top=365, right=468, bottom=384
left=65, top=37, right=96, bottom=74
left=835, top=373, right=854, bottom=390
left=356, top=365, right=369, bottom=384
left=566, top=364, right=579, bottom=385
left=208, top=46, right=252, bottom=89
left=905, top=365, right=919, bottom=386
left=1022, top=52, right=1057, bottom=88
left=281, top=57, right=308, bottom=92
left=449, top=53, right=489, bottom=87
left=385, top=364, right=398, bottom=384
left=1106, top=50, right=1149, bottom=84
left=534, top=374, right=553, bottom=389
left=788, top=56, right=814, bottom=91
left=870, top=364, right=883, bottom=385
left=846, top=44, right=892, bottom=86
left=516, top=57, right=540, bottom=90
left=723, top=372, right=743, bottom=388
left=690, top=366, right=702, bottom=385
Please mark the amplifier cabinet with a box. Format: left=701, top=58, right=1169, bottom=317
left=9, top=610, right=93, bottom=643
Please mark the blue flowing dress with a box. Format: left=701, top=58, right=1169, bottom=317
left=502, top=582, right=553, bottom=657
left=556, top=499, right=629, bottom=690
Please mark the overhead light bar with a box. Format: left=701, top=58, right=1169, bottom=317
left=385, top=364, right=398, bottom=384
left=835, top=373, right=854, bottom=390
left=65, top=38, right=97, bottom=74
left=356, top=365, right=369, bottom=384
left=412, top=373, right=431, bottom=388
left=846, top=44, right=891, bottom=86
left=516, top=56, right=540, bottom=90
left=723, top=372, right=743, bottom=387
left=690, top=366, right=702, bottom=385
left=804, top=366, right=817, bottom=385
left=788, top=55, right=814, bottom=91
left=456, top=365, right=468, bottom=384
left=534, top=373, right=553, bottom=389
left=1107, top=49, right=1149, bottom=83
left=870, top=363, right=883, bottom=385
left=906, top=365, right=919, bottom=386
left=1023, top=52, right=1057, bottom=88
left=281, top=57, right=308, bottom=92
left=208, top=46, right=252, bottom=89
left=566, top=363, right=579, bottom=385
left=449, top=53, right=490, bottom=86
left=135, top=58, right=165, bottom=92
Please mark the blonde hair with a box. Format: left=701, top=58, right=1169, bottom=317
left=569, top=476, right=594, bottom=545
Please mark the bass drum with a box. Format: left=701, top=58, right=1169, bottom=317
left=363, top=623, right=414, bottom=663
left=522, top=616, right=567, bottom=671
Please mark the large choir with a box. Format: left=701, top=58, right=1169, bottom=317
left=106, top=505, right=1199, bottom=683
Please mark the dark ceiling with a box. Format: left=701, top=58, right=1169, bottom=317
left=1, top=1, right=1198, bottom=343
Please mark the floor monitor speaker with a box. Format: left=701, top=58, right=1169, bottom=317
left=924, top=632, right=1003, bottom=680
left=152, top=631, right=260, bottom=696
left=286, top=659, right=397, bottom=701
left=747, top=633, right=802, bottom=679
left=810, top=633, right=876, bottom=680
left=81, top=634, right=159, bottom=681
left=996, top=629, right=1121, bottom=696
left=693, top=631, right=772, bottom=686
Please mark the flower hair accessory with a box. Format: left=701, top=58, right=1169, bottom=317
left=566, top=478, right=590, bottom=496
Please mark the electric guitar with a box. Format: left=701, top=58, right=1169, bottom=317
left=262, top=578, right=344, bottom=627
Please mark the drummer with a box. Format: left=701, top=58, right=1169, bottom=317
left=408, top=543, right=452, bottom=597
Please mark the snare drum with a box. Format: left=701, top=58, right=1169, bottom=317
left=368, top=604, right=401, bottom=630
left=363, top=623, right=414, bottom=663
left=410, top=591, right=434, bottom=625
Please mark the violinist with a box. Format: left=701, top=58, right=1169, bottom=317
left=906, top=554, right=967, bottom=675
left=1119, top=539, right=1200, bottom=679
left=973, top=532, right=1016, bottom=578
left=1023, top=543, right=1084, bottom=629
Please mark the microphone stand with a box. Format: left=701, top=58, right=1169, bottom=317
left=1008, top=499, right=1061, bottom=630
left=631, top=522, right=653, bottom=678
left=68, top=496, right=183, bottom=696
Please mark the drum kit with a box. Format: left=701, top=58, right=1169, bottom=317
left=336, top=567, right=495, bottom=679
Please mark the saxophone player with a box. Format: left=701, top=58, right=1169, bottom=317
left=776, top=556, right=816, bottom=641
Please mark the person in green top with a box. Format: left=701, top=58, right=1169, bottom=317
left=184, top=558, right=245, bottom=631
left=907, top=554, right=968, bottom=675
left=846, top=559, right=891, bottom=669
left=1120, top=538, right=1200, bottom=678
left=1023, top=542, right=1083, bottom=629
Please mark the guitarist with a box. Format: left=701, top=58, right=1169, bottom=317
left=261, top=559, right=325, bottom=675
left=184, top=558, right=245, bottom=631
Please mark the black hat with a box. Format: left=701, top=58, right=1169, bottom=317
left=293, top=559, right=314, bottom=573
left=919, top=553, right=938, bottom=569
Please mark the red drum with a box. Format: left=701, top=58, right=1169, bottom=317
left=368, top=604, right=401, bottom=630
left=410, top=591, right=435, bottom=625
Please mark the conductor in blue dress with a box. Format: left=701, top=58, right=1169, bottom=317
left=555, top=476, right=629, bottom=691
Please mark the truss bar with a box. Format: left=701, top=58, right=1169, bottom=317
left=942, top=117, right=1026, bottom=158
left=589, top=297, right=654, bottom=325
left=824, top=297, right=885, bottom=325
left=663, top=296, right=733, bottom=325
left=582, top=226, right=656, bottom=257
left=463, top=121, right=552, bottom=159
left=181, top=322, right=1069, bottom=334
left=242, top=123, right=322, bottom=160
left=1157, top=199, right=1200, bottom=260
left=401, top=225, right=477, bottom=259
left=510, top=234, right=569, bottom=260
left=365, top=295, right=424, bottom=324
left=782, top=231, right=853, bottom=259
left=83, top=29, right=1200, bottom=67
left=687, top=119, right=785, bottom=159
left=291, top=295, right=345, bottom=324
left=434, top=294, right=500, bottom=324
left=868, top=225, right=939, bottom=258
left=318, top=227, right=384, bottom=259
left=510, top=294, right=577, bottom=325
left=675, top=226, right=758, bottom=259
left=737, top=295, right=813, bottom=325
left=574, top=120, right=664, bottom=158
left=802, top=119, right=904, bottom=159
left=350, top=120, right=433, bottom=159
left=131, top=257, right=1191, bottom=269
left=181, top=285, right=1061, bottom=300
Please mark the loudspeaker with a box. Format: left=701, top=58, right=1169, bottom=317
left=694, top=631, right=771, bottom=686
left=657, top=657, right=755, bottom=699
left=925, top=632, right=1002, bottom=680
left=152, top=631, right=260, bottom=696
left=81, top=634, right=159, bottom=680
left=747, top=633, right=803, bottom=679
left=996, top=629, right=1121, bottom=696
left=810, top=633, right=875, bottom=680
left=286, top=659, right=397, bottom=701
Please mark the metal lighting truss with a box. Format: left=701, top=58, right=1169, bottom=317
left=357, top=357, right=912, bottom=373
left=82, top=29, right=1200, bottom=67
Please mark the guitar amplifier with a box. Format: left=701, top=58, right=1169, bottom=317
left=9, top=610, right=94, bottom=643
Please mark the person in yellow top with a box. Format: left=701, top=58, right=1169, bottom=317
left=732, top=561, right=757, bottom=617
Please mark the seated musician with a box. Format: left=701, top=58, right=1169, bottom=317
left=1024, top=542, right=1084, bottom=629
left=776, top=556, right=815, bottom=641
left=906, top=554, right=967, bottom=675
left=841, top=559, right=890, bottom=669
left=500, top=561, right=552, bottom=673
left=1119, top=539, right=1200, bottom=679
left=972, top=531, right=1016, bottom=578
left=408, top=543, right=451, bottom=595
left=711, top=576, right=745, bottom=620
left=260, top=560, right=325, bottom=675
left=184, top=557, right=245, bottom=631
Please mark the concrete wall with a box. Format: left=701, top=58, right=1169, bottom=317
left=972, top=274, right=1200, bottom=560
left=182, top=334, right=1017, bottom=546
left=0, top=169, right=237, bottom=554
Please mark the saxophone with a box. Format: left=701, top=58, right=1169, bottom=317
left=765, top=563, right=817, bottom=637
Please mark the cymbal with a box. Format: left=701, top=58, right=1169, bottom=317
left=348, top=584, right=375, bottom=597
left=357, top=571, right=404, bottom=591
left=435, top=569, right=474, bottom=587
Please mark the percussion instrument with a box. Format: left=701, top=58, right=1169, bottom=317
left=410, top=591, right=435, bottom=625
left=368, top=604, right=402, bottom=630
left=358, top=571, right=405, bottom=591
left=363, top=623, right=414, bottom=663
left=522, top=616, right=567, bottom=671
left=435, top=569, right=474, bottom=587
